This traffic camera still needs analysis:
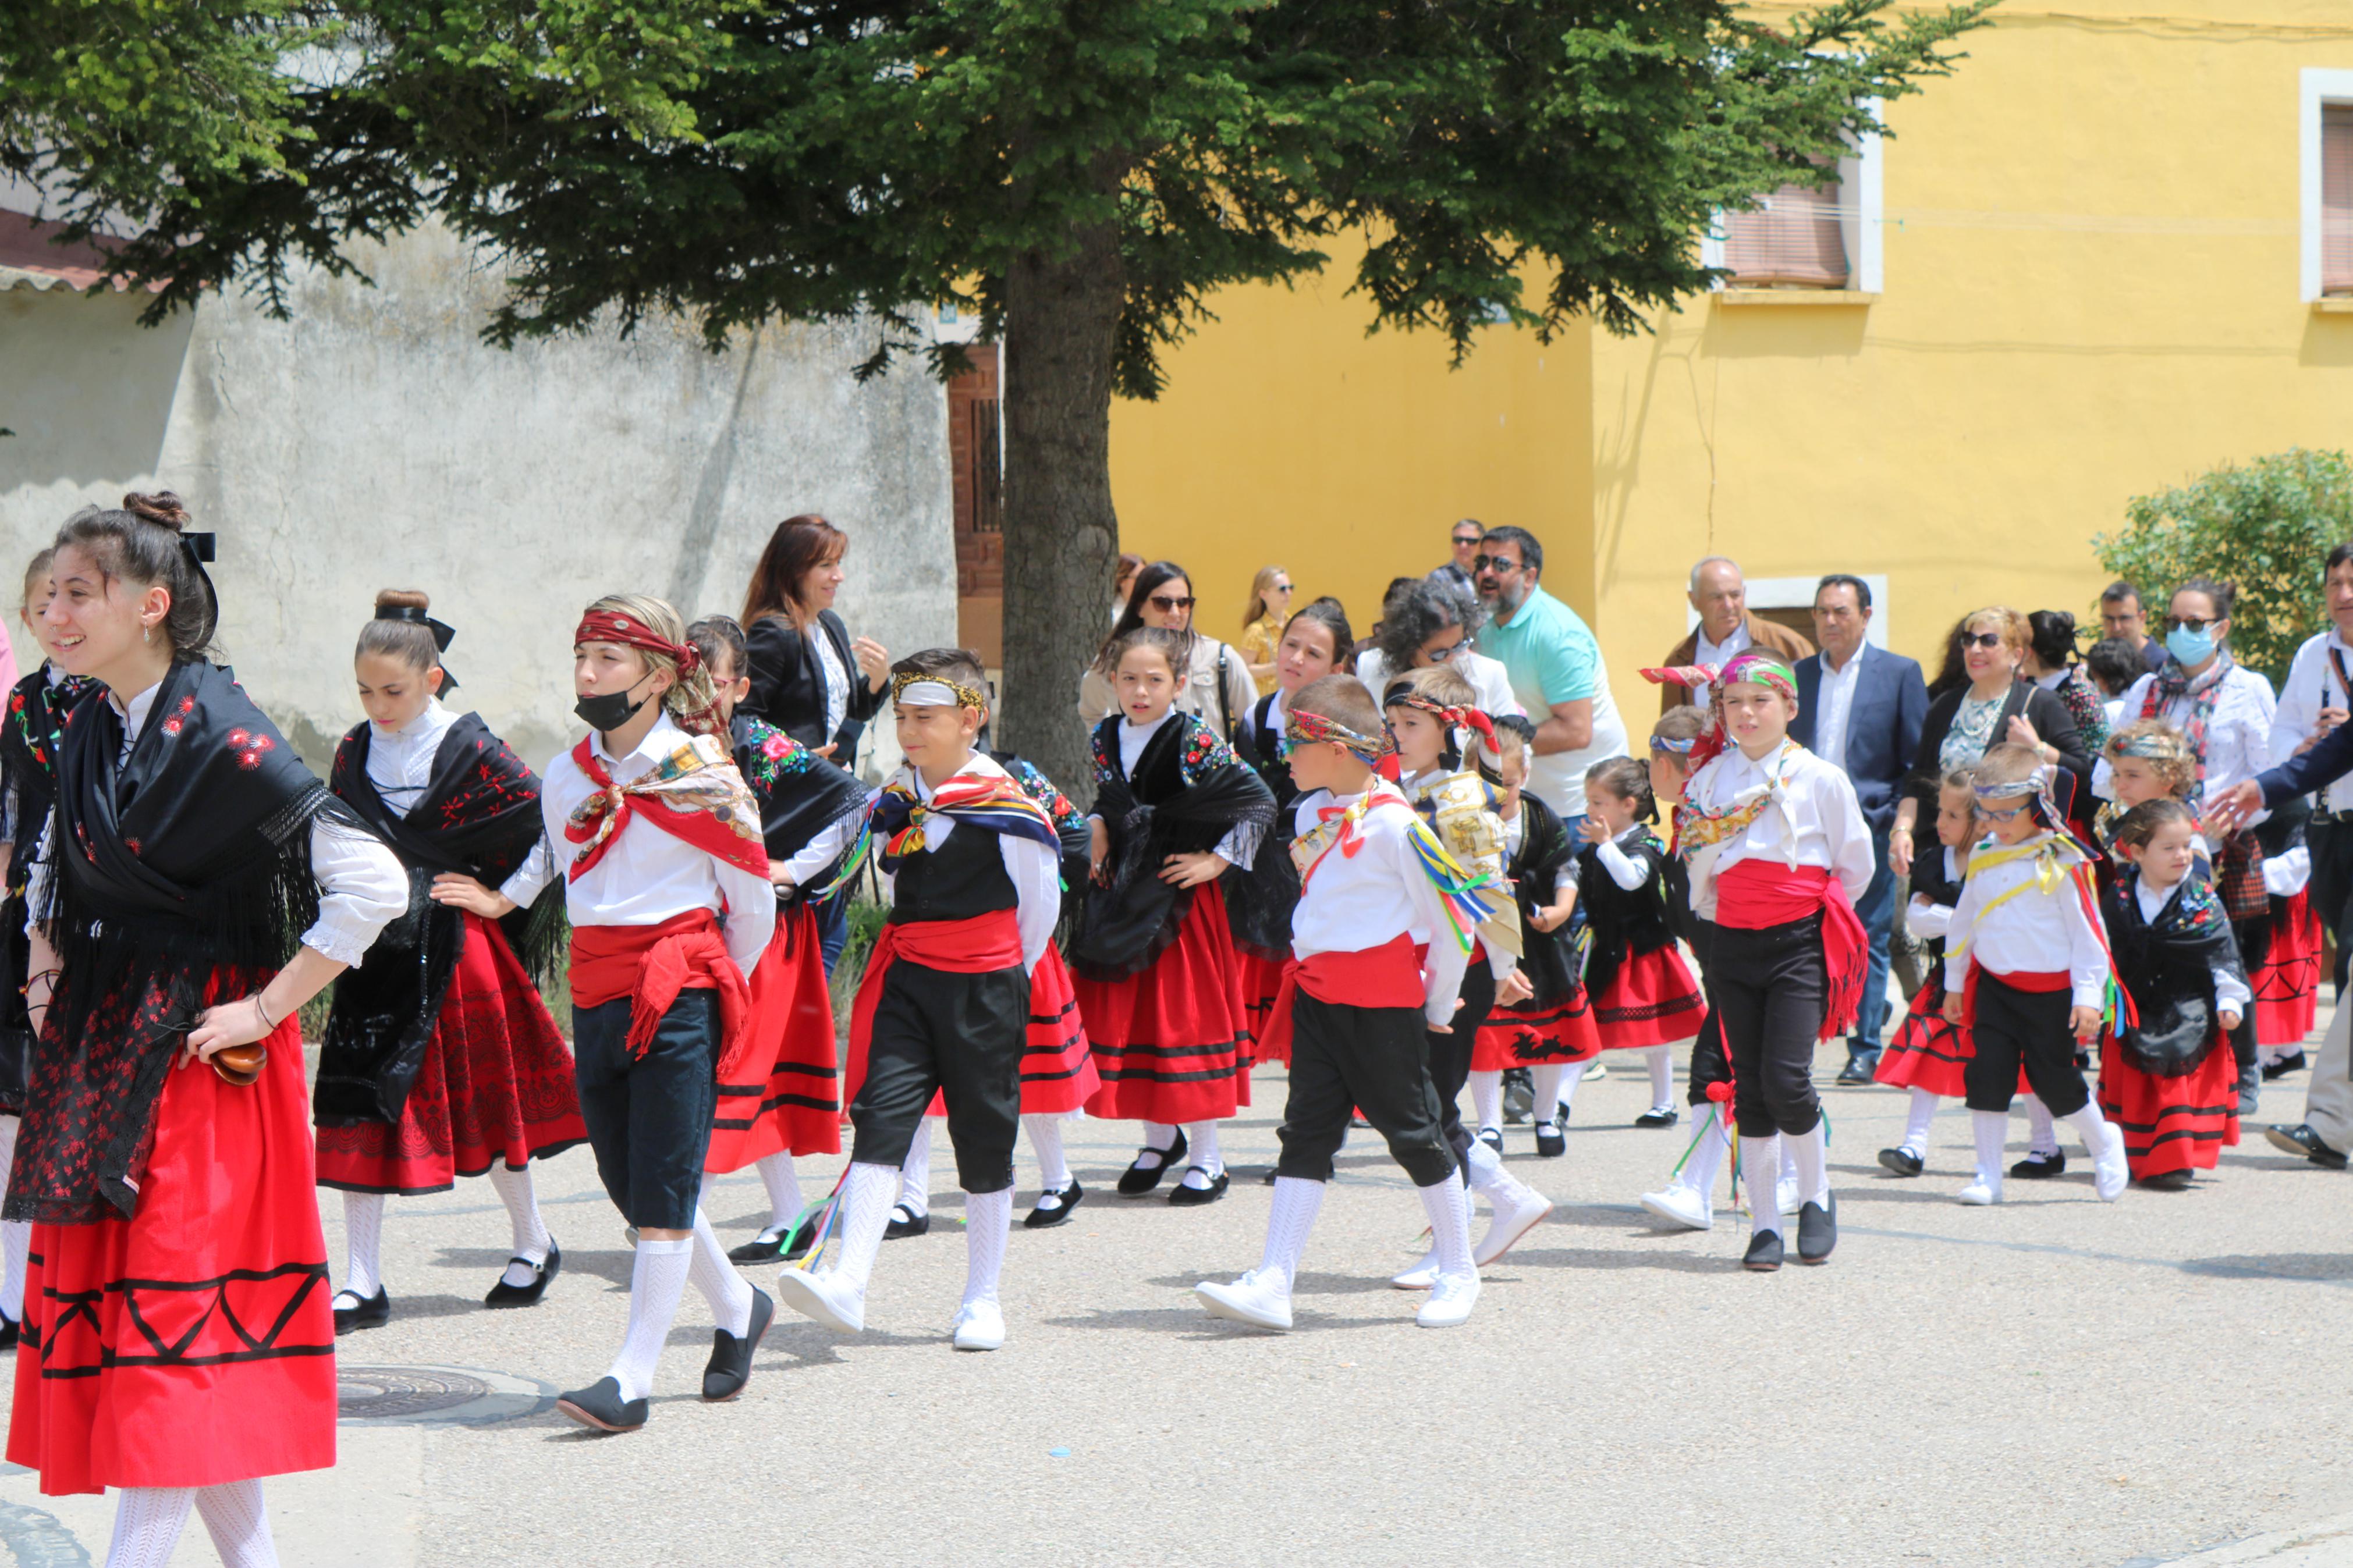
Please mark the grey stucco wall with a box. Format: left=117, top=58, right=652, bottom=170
left=0, top=222, right=952, bottom=777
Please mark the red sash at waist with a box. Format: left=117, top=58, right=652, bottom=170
left=570, top=908, right=755, bottom=1078
left=846, top=911, right=1027, bottom=1094
left=1985, top=968, right=2072, bottom=993
left=1716, top=862, right=1868, bottom=1041
left=1296, top=933, right=1426, bottom=1008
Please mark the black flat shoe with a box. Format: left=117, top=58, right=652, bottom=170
left=885, top=1203, right=930, bottom=1240
left=2010, top=1151, right=2066, bottom=1180
left=1116, top=1130, right=1188, bottom=1196
left=702, top=1287, right=775, bottom=1402
left=1167, top=1168, right=1230, bottom=1207
left=1477, top=1127, right=1504, bottom=1153
left=727, top=1219, right=818, bottom=1265
left=0, top=1312, right=20, bottom=1352
left=1742, top=1229, right=1784, bottom=1272
left=484, top=1238, right=562, bottom=1309
left=2262, top=1051, right=2308, bottom=1081
left=1024, top=1180, right=1085, bottom=1229
left=1797, top=1194, right=1836, bottom=1264
left=2265, top=1123, right=2350, bottom=1169
left=333, top=1286, right=391, bottom=1335
left=557, top=1376, right=648, bottom=1433
left=1535, top=1122, right=1566, bottom=1158
left=1635, top=1108, right=1680, bottom=1129
left=2138, top=1169, right=2195, bottom=1191
left=1877, top=1147, right=1924, bottom=1178
left=1835, top=1051, right=1879, bottom=1086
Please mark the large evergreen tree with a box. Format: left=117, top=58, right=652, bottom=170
left=8, top=0, right=1990, bottom=785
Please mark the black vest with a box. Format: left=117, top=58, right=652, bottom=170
left=890, top=817, right=1018, bottom=924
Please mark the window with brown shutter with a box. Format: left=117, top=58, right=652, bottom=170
left=1722, top=163, right=1850, bottom=289
left=2325, top=104, right=2353, bottom=296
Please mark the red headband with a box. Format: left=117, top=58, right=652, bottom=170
left=575, top=609, right=700, bottom=674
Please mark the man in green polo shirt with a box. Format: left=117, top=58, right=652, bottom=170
left=1471, top=525, right=1628, bottom=830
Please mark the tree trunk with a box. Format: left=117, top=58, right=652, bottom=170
left=996, top=223, right=1126, bottom=802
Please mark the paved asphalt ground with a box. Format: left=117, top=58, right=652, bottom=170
left=5, top=1025, right=2353, bottom=1567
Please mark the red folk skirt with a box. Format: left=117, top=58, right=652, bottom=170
left=1237, top=948, right=1294, bottom=1067
left=706, top=903, right=840, bottom=1172
left=1875, top=971, right=1973, bottom=1098
left=1592, top=947, right=1705, bottom=1050
left=1472, top=986, right=1603, bottom=1070
left=12, top=1008, right=333, bottom=1495
left=314, top=912, right=587, bottom=1195
left=1078, top=882, right=1248, bottom=1125
left=2097, top=1032, right=2241, bottom=1179
left=2252, top=890, right=2321, bottom=1050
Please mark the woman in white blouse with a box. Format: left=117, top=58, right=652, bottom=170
left=1078, top=561, right=1258, bottom=738
left=1354, top=579, right=1526, bottom=723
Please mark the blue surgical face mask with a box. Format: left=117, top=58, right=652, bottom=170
left=2166, top=624, right=2217, bottom=667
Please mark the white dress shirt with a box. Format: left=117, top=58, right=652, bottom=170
left=1946, top=834, right=2110, bottom=1008
left=1905, top=848, right=1963, bottom=943
left=1288, top=783, right=1472, bottom=1026
left=538, top=712, right=775, bottom=976
left=2269, top=627, right=2353, bottom=813
left=366, top=700, right=557, bottom=910
left=1691, top=623, right=1755, bottom=708
left=1592, top=834, right=1650, bottom=892
left=2131, top=875, right=2253, bottom=1015
left=1680, top=742, right=1875, bottom=921
left=2264, top=845, right=2312, bottom=898
left=2095, top=664, right=2276, bottom=816
left=1088, top=710, right=1263, bottom=870
left=1353, top=647, right=1527, bottom=723
left=1812, top=643, right=1869, bottom=774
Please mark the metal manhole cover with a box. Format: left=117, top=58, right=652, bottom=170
left=337, top=1364, right=552, bottom=1427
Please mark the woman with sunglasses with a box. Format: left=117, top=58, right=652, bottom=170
left=2097, top=578, right=2277, bottom=1116
left=1893, top=607, right=2091, bottom=881
left=1355, top=581, right=1525, bottom=726
left=1079, top=561, right=1258, bottom=739
left=1237, top=566, right=1295, bottom=696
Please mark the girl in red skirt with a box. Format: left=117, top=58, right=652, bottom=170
left=2099, top=799, right=2248, bottom=1188
left=1873, top=769, right=1978, bottom=1176
left=314, top=589, right=588, bottom=1330
left=1559, top=757, right=1705, bottom=1129
left=683, top=617, right=869, bottom=1265
left=2251, top=803, right=2319, bottom=1075
left=1074, top=628, right=1276, bottom=1207
left=13, top=495, right=408, bottom=1562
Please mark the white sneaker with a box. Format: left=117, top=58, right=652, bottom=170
left=1777, top=1175, right=1802, bottom=1216
left=774, top=1267, right=865, bottom=1333
left=1415, top=1271, right=1481, bottom=1328
left=1474, top=1187, right=1554, bottom=1266
left=950, top=1299, right=1004, bottom=1351
left=1639, top=1183, right=1713, bottom=1232
left=1389, top=1251, right=1440, bottom=1291
left=2091, top=1122, right=2129, bottom=1203
left=1957, top=1179, right=2002, bottom=1206
left=1195, top=1269, right=1293, bottom=1332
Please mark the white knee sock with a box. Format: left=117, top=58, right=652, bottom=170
left=1258, top=1176, right=1326, bottom=1290
left=2024, top=1094, right=2059, bottom=1157
left=827, top=1161, right=901, bottom=1292
left=1463, top=1137, right=1537, bottom=1206
left=1469, top=1071, right=1504, bottom=1135
left=1531, top=1064, right=1566, bottom=1122
left=756, top=1153, right=805, bottom=1236
left=340, top=1192, right=386, bottom=1300
left=688, top=1202, right=754, bottom=1337
left=1680, top=1108, right=1732, bottom=1207
left=1972, top=1109, right=2008, bottom=1191
left=1645, top=1045, right=1674, bottom=1112
left=0, top=1219, right=27, bottom=1323
left=1178, top=1121, right=1225, bottom=1187
left=1417, top=1174, right=1476, bottom=1280
left=485, top=1163, right=552, bottom=1288
left=2061, top=1102, right=2114, bottom=1157
left=1786, top=1121, right=1830, bottom=1209
left=105, top=1487, right=196, bottom=1568
left=1547, top=1061, right=1589, bottom=1121
left=962, top=1187, right=1013, bottom=1308
left=1024, top=1114, right=1071, bottom=1193
left=1741, top=1133, right=1782, bottom=1237
left=1903, top=1088, right=1939, bottom=1158
left=606, top=1238, right=693, bottom=1402
left=898, top=1120, right=932, bottom=1217
left=192, top=1479, right=277, bottom=1568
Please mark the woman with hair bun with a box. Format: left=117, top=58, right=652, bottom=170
left=311, top=588, right=588, bottom=1333
left=10, top=493, right=408, bottom=1563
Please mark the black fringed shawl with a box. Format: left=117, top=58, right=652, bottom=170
left=736, top=713, right=871, bottom=904
left=1573, top=826, right=1680, bottom=999
left=2102, top=867, right=2246, bottom=1078
left=315, top=712, right=559, bottom=1126
left=0, top=667, right=91, bottom=1110
left=1502, top=795, right=1582, bottom=1006
left=13, top=661, right=364, bottom=1224
left=991, top=749, right=1092, bottom=931
left=1226, top=692, right=1304, bottom=961
left=1073, top=712, right=1277, bottom=980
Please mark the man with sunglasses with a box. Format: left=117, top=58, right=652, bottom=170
left=1656, top=557, right=1815, bottom=715
left=1470, top=526, right=1627, bottom=830
left=1429, top=520, right=1486, bottom=621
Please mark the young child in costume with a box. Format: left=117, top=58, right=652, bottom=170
left=1382, top=667, right=1552, bottom=1287
left=1467, top=723, right=1600, bottom=1154
left=1195, top=674, right=1498, bottom=1332
left=543, top=595, right=776, bottom=1433
left=1074, top=627, right=1276, bottom=1207
left=2098, top=798, right=2248, bottom=1188
left=2249, top=797, right=2319, bottom=1077
left=678, top=617, right=869, bottom=1266
left=1939, top=742, right=2131, bottom=1207
left=1872, top=768, right=1978, bottom=1177
left=1676, top=652, right=1873, bottom=1270
left=1571, top=756, right=1705, bottom=1128
left=775, top=649, right=1063, bottom=1352
left=315, top=589, right=586, bottom=1331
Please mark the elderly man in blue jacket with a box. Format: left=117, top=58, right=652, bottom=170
left=1789, top=574, right=1928, bottom=1086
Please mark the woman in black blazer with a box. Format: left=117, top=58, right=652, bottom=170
left=1890, top=606, right=2091, bottom=876
left=738, top=514, right=890, bottom=756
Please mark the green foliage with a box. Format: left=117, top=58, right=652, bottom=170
left=828, top=898, right=890, bottom=1042
left=2095, top=448, right=2353, bottom=684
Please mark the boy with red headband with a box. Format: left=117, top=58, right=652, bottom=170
left=1677, top=651, right=1873, bottom=1271
left=1196, top=674, right=1500, bottom=1332
left=541, top=595, right=777, bottom=1433
left=773, top=648, right=1063, bottom=1352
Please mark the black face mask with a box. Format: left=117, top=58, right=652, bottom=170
left=574, top=674, right=654, bottom=734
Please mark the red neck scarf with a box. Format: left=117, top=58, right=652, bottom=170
left=565, top=731, right=768, bottom=881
